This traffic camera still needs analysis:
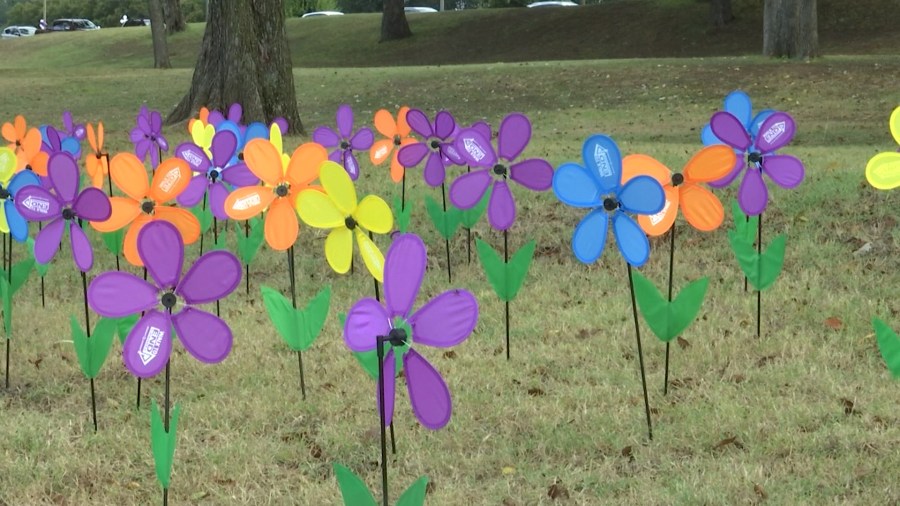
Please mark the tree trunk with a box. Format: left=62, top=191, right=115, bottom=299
left=709, top=0, right=733, bottom=28
left=148, top=0, right=171, bottom=69
left=381, top=0, right=412, bottom=42
left=763, top=0, right=819, bottom=58
left=164, top=0, right=186, bottom=34
left=166, top=0, right=303, bottom=134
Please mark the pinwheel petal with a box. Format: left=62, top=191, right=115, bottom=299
left=434, top=110, right=456, bottom=140
left=286, top=142, right=328, bottom=187
left=344, top=297, right=390, bottom=352
left=552, top=162, right=602, bottom=208
left=15, top=185, right=60, bottom=221
left=0, top=205, right=8, bottom=234
left=397, top=143, right=429, bottom=168
left=373, top=109, right=397, bottom=138
left=509, top=158, right=553, bottom=191
left=70, top=222, right=94, bottom=272
left=355, top=195, right=393, bottom=234
left=497, top=113, right=531, bottom=162
left=455, top=128, right=497, bottom=168
left=172, top=307, right=233, bottom=364
left=224, top=186, right=275, bottom=221
left=177, top=250, right=241, bottom=304
left=683, top=145, right=737, bottom=183
left=110, top=152, right=150, bottom=201
left=737, top=168, right=768, bottom=216
left=130, top=126, right=145, bottom=144
left=221, top=163, right=259, bottom=188
left=700, top=123, right=720, bottom=146
left=335, top=104, right=354, bottom=139
left=622, top=154, right=671, bottom=186
left=613, top=212, right=651, bottom=267
left=122, top=310, right=172, bottom=379
left=356, top=229, right=386, bottom=283
left=350, top=127, right=374, bottom=151
left=405, top=108, right=433, bottom=138
left=320, top=161, right=357, bottom=215
left=243, top=122, right=269, bottom=145
left=88, top=272, right=157, bottom=317
left=581, top=134, right=622, bottom=194
left=209, top=182, right=230, bottom=221
left=409, top=290, right=478, bottom=348
left=176, top=174, right=208, bottom=208
left=150, top=110, right=162, bottom=135
left=384, top=233, right=426, bottom=319
left=91, top=197, right=140, bottom=233
left=619, top=175, right=665, bottom=215
left=571, top=208, right=608, bottom=264
left=7, top=169, right=40, bottom=197
left=175, top=142, right=211, bottom=174
left=487, top=180, right=515, bottom=231
left=296, top=188, right=344, bottom=228
left=754, top=112, right=796, bottom=153
left=244, top=138, right=285, bottom=186
left=149, top=158, right=191, bottom=203
left=377, top=349, right=396, bottom=427
left=369, top=139, right=394, bottom=166
left=750, top=110, right=775, bottom=139
left=1, top=122, right=16, bottom=145
left=343, top=150, right=360, bottom=181
left=390, top=149, right=407, bottom=183
left=138, top=220, right=184, bottom=288
left=191, top=122, right=215, bottom=152
left=0, top=148, right=15, bottom=181
left=404, top=349, right=452, bottom=430
left=865, top=152, right=900, bottom=190
left=441, top=142, right=464, bottom=165
left=710, top=111, right=752, bottom=151
left=263, top=198, right=299, bottom=251
left=707, top=153, right=744, bottom=189
left=325, top=226, right=353, bottom=275
left=5, top=201, right=28, bottom=243
left=123, top=215, right=153, bottom=267
left=397, top=106, right=411, bottom=136
left=723, top=90, right=753, bottom=129
left=636, top=185, right=677, bottom=237
left=156, top=135, right=169, bottom=153
left=73, top=187, right=111, bottom=222
left=423, top=151, right=445, bottom=187
left=48, top=152, right=80, bottom=203
left=762, top=154, right=804, bottom=189
left=449, top=169, right=492, bottom=209
left=20, top=128, right=45, bottom=173
left=312, top=126, right=340, bottom=147
left=34, top=218, right=65, bottom=265
left=680, top=184, right=724, bottom=232
left=891, top=106, right=900, bottom=146
left=155, top=206, right=201, bottom=245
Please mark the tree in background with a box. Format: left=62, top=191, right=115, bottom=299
left=381, top=0, right=411, bottom=41
left=709, top=0, right=733, bottom=28
left=763, top=0, right=818, bottom=58
left=164, top=0, right=186, bottom=33
left=148, top=0, right=170, bottom=68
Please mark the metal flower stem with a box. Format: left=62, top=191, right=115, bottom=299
left=465, top=165, right=472, bottom=264
left=136, top=267, right=148, bottom=410
left=162, top=325, right=171, bottom=506
left=37, top=221, right=44, bottom=307
left=199, top=193, right=207, bottom=255
left=627, top=263, right=653, bottom=441
left=244, top=221, right=250, bottom=295
left=367, top=231, right=395, bottom=454
left=287, top=246, right=306, bottom=400
left=401, top=170, right=407, bottom=213
left=663, top=223, right=675, bottom=395
left=81, top=268, right=98, bottom=432
left=375, top=330, right=404, bottom=506
left=213, top=217, right=220, bottom=317
left=756, top=213, right=762, bottom=338
left=4, top=235, right=11, bottom=388
left=504, top=229, right=510, bottom=361
left=440, top=183, right=452, bottom=283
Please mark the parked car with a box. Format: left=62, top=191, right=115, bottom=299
left=121, top=16, right=151, bottom=27
left=50, top=18, right=101, bottom=31
left=301, top=11, right=344, bottom=18
left=405, top=6, right=438, bottom=13
left=1, top=26, right=37, bottom=38
left=527, top=1, right=578, bottom=6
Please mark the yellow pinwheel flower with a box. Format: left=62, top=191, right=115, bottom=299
left=866, top=106, right=900, bottom=190
left=297, top=161, right=393, bottom=281
left=268, top=123, right=291, bottom=170
left=190, top=119, right=215, bottom=159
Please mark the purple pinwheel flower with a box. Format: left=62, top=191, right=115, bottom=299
left=701, top=91, right=774, bottom=189
left=397, top=109, right=465, bottom=187
left=61, top=110, right=86, bottom=142
left=15, top=152, right=111, bottom=272
left=175, top=130, right=258, bottom=220
left=343, top=233, right=478, bottom=430
left=449, top=113, right=554, bottom=231
left=87, top=221, right=242, bottom=378
left=709, top=111, right=804, bottom=216
left=312, top=104, right=374, bottom=181
left=130, top=105, right=169, bottom=169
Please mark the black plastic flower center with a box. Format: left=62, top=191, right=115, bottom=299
left=208, top=168, right=221, bottom=182
left=15, top=140, right=20, bottom=148
left=672, top=173, right=685, bottom=186
left=0, top=186, right=9, bottom=200
left=161, top=292, right=177, bottom=309
left=430, top=140, right=440, bottom=150
left=62, top=208, right=76, bottom=220
left=386, top=327, right=407, bottom=347
left=25, top=164, right=33, bottom=172
left=340, top=141, right=350, bottom=150
left=141, top=200, right=154, bottom=214
left=238, top=152, right=245, bottom=161
left=149, top=135, right=157, bottom=142
left=393, top=135, right=402, bottom=146
left=748, top=151, right=763, bottom=164
left=493, top=164, right=508, bottom=177
left=95, top=153, right=102, bottom=160
left=275, top=184, right=289, bottom=197
left=345, top=216, right=357, bottom=230
left=603, top=197, right=619, bottom=212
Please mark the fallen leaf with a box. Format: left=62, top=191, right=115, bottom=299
left=548, top=480, right=569, bottom=500
left=677, top=336, right=690, bottom=349
left=841, top=398, right=858, bottom=415
left=308, top=443, right=323, bottom=459
left=527, top=387, right=545, bottom=397
left=713, top=436, right=744, bottom=450
left=753, top=483, right=768, bottom=500
left=502, top=466, right=516, bottom=476
left=620, top=446, right=633, bottom=460
left=443, top=350, right=457, bottom=359
left=825, top=317, right=843, bottom=330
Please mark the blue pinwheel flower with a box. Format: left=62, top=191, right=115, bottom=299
left=552, top=134, right=665, bottom=267
left=700, top=90, right=774, bottom=188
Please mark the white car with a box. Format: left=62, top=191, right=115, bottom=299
left=2, top=26, right=37, bottom=38
left=527, top=1, right=578, bottom=7
left=405, top=6, right=438, bottom=13
left=301, top=11, right=344, bottom=18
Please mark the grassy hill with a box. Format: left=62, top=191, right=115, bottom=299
left=2, top=0, right=898, bottom=70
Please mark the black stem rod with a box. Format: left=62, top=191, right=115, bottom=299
left=4, top=235, right=11, bottom=388
left=756, top=212, right=763, bottom=338
left=244, top=220, right=250, bottom=295
left=504, top=229, right=510, bottom=361
left=213, top=217, right=220, bottom=317
left=441, top=183, right=452, bottom=283
left=82, top=271, right=98, bottom=432
left=287, top=246, right=306, bottom=400
left=376, top=335, right=390, bottom=506
left=627, top=263, right=653, bottom=441
left=663, top=223, right=675, bottom=396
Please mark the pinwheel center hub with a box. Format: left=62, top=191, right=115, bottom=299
left=238, top=152, right=245, bottom=161
left=149, top=135, right=157, bottom=142
left=344, top=216, right=357, bottom=230
left=141, top=200, right=154, bottom=214
left=492, top=164, right=508, bottom=178
left=430, top=140, right=440, bottom=150
left=603, top=197, right=619, bottom=212
left=386, top=327, right=407, bottom=347
left=393, top=135, right=402, bottom=146
left=275, top=184, right=289, bottom=197
left=340, top=141, right=350, bottom=150
left=672, top=173, right=685, bottom=186
left=748, top=151, right=763, bottom=164
left=208, top=168, right=221, bottom=182
left=161, top=292, right=177, bottom=309
left=62, top=208, right=75, bottom=220
left=0, top=186, right=8, bottom=200
left=95, top=153, right=102, bottom=160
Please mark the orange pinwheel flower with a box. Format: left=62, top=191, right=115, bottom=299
left=622, top=145, right=736, bottom=235
left=187, top=106, right=210, bottom=135
left=84, top=122, right=109, bottom=189
left=370, top=106, right=415, bottom=183
left=224, top=139, right=327, bottom=251
left=1, top=115, right=48, bottom=174
left=92, top=153, right=199, bottom=266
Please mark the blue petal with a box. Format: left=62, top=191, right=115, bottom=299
left=5, top=200, right=29, bottom=243
left=613, top=212, right=651, bottom=267
left=552, top=162, right=602, bottom=208
left=723, top=90, right=753, bottom=130
left=750, top=109, right=776, bottom=140
left=572, top=208, right=608, bottom=264
left=244, top=122, right=269, bottom=144
left=700, top=124, right=721, bottom=146
left=619, top=175, right=665, bottom=215
left=8, top=170, right=41, bottom=196
left=61, top=137, right=81, bottom=157
left=581, top=134, right=621, bottom=194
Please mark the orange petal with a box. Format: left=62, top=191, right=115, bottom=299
left=286, top=142, right=327, bottom=187
left=389, top=151, right=405, bottom=183
left=188, top=118, right=196, bottom=135
left=373, top=109, right=397, bottom=138
left=396, top=106, right=411, bottom=137
left=91, top=169, right=105, bottom=190
left=87, top=123, right=98, bottom=153
left=370, top=139, right=393, bottom=166
left=123, top=214, right=153, bottom=267
left=26, top=151, right=49, bottom=176
left=199, top=107, right=209, bottom=123
left=622, top=154, right=671, bottom=185
left=91, top=197, right=140, bottom=233
left=264, top=198, right=299, bottom=251
left=14, top=116, right=25, bottom=141
left=97, top=122, right=104, bottom=151
left=636, top=185, right=678, bottom=236
left=110, top=153, right=150, bottom=201
left=18, top=128, right=44, bottom=172
left=224, top=186, right=275, bottom=221
left=244, top=138, right=286, bottom=186
left=680, top=184, right=725, bottom=232
left=155, top=206, right=201, bottom=244
left=85, top=155, right=99, bottom=178
left=1, top=122, right=16, bottom=146
left=149, top=158, right=191, bottom=203
left=683, top=145, right=736, bottom=183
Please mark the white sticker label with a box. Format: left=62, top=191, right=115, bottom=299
left=374, top=146, right=388, bottom=160
left=463, top=138, right=487, bottom=162
left=232, top=193, right=261, bottom=211
left=648, top=199, right=671, bottom=226
left=180, top=149, right=204, bottom=168
left=762, top=121, right=786, bottom=145
left=21, top=195, right=51, bottom=214
left=138, top=325, right=165, bottom=366
left=593, top=144, right=614, bottom=179
left=158, top=168, right=182, bottom=193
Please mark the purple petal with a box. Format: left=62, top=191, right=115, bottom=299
left=130, top=127, right=145, bottom=144
left=208, top=110, right=225, bottom=128
left=156, top=135, right=169, bottom=152
left=175, top=142, right=211, bottom=173
left=509, top=158, right=553, bottom=191
left=211, top=130, right=238, bottom=168
left=449, top=169, right=491, bottom=209
left=434, top=110, right=456, bottom=140
left=135, top=140, right=150, bottom=163
left=754, top=112, right=795, bottom=153
left=497, top=113, right=532, bottom=162
left=34, top=218, right=64, bottom=264
left=328, top=149, right=342, bottom=164
left=15, top=185, right=61, bottom=221
left=737, top=168, right=768, bottom=216
left=405, top=108, right=433, bottom=138
left=470, top=121, right=491, bottom=140
left=70, top=222, right=93, bottom=272
left=62, top=110, right=74, bottom=132
left=73, top=187, right=111, bottom=222
left=384, top=234, right=426, bottom=318
left=336, top=104, right=354, bottom=139
left=707, top=153, right=744, bottom=188
left=150, top=111, right=163, bottom=135
left=313, top=126, right=340, bottom=147
left=274, top=118, right=289, bottom=135
left=404, top=349, right=452, bottom=430
left=397, top=143, right=429, bottom=168
left=122, top=310, right=171, bottom=379
left=137, top=112, right=151, bottom=134
left=43, top=126, right=60, bottom=152
left=48, top=152, right=80, bottom=203
left=440, top=142, right=464, bottom=165
left=176, top=174, right=208, bottom=208
left=710, top=112, right=751, bottom=151
left=227, top=103, right=243, bottom=123
left=409, top=290, right=478, bottom=348
left=376, top=349, right=396, bottom=427
left=221, top=163, right=259, bottom=188
left=454, top=128, right=497, bottom=168
left=209, top=182, right=230, bottom=220
left=423, top=151, right=445, bottom=187
left=172, top=307, right=233, bottom=364
left=343, top=298, right=390, bottom=352
left=487, top=180, right=515, bottom=231
left=761, top=154, right=804, bottom=189
left=349, top=127, right=374, bottom=151
left=138, top=220, right=185, bottom=289
left=88, top=272, right=158, bottom=317
left=343, top=150, right=360, bottom=181
left=176, top=251, right=241, bottom=304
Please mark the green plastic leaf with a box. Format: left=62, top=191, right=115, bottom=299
left=70, top=316, right=117, bottom=379
left=424, top=195, right=461, bottom=241
left=150, top=400, right=180, bottom=490
left=0, top=275, right=10, bottom=336
left=114, top=314, right=140, bottom=345
left=458, top=185, right=491, bottom=229
left=261, top=285, right=331, bottom=352
left=731, top=199, right=758, bottom=245
left=728, top=231, right=786, bottom=291
left=333, top=463, right=377, bottom=506
left=235, top=218, right=265, bottom=264
left=101, top=228, right=125, bottom=257
left=396, top=475, right=429, bottom=506
left=392, top=195, right=413, bottom=233
left=873, top=318, right=900, bottom=379
left=190, top=204, right=213, bottom=235
left=476, top=239, right=536, bottom=302
left=631, top=272, right=709, bottom=343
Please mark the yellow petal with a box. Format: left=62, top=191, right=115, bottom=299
left=270, top=123, right=283, bottom=156
left=889, top=106, right=900, bottom=146
left=296, top=188, right=343, bottom=228
left=0, top=206, right=9, bottom=234
left=866, top=152, right=900, bottom=190
left=355, top=195, right=393, bottom=234
left=320, top=161, right=357, bottom=215
left=0, top=147, right=16, bottom=183
left=324, top=226, right=353, bottom=275
left=191, top=122, right=214, bottom=158
left=356, top=229, right=385, bottom=283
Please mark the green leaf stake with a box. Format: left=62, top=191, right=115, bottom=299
left=392, top=195, right=413, bottom=234
left=632, top=272, right=708, bottom=343
left=1, top=255, right=33, bottom=388
left=424, top=194, right=461, bottom=283
left=150, top=400, right=181, bottom=503
left=70, top=316, right=117, bottom=431
left=235, top=218, right=264, bottom=295
left=476, top=238, right=535, bottom=360
left=113, top=314, right=140, bottom=345
left=25, top=237, right=46, bottom=307
left=334, top=463, right=428, bottom=506
left=101, top=229, right=124, bottom=271
left=191, top=202, right=213, bottom=254
left=873, top=318, right=900, bottom=379
left=457, top=186, right=490, bottom=264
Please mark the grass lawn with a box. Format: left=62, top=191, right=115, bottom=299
left=1, top=2, right=899, bottom=505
